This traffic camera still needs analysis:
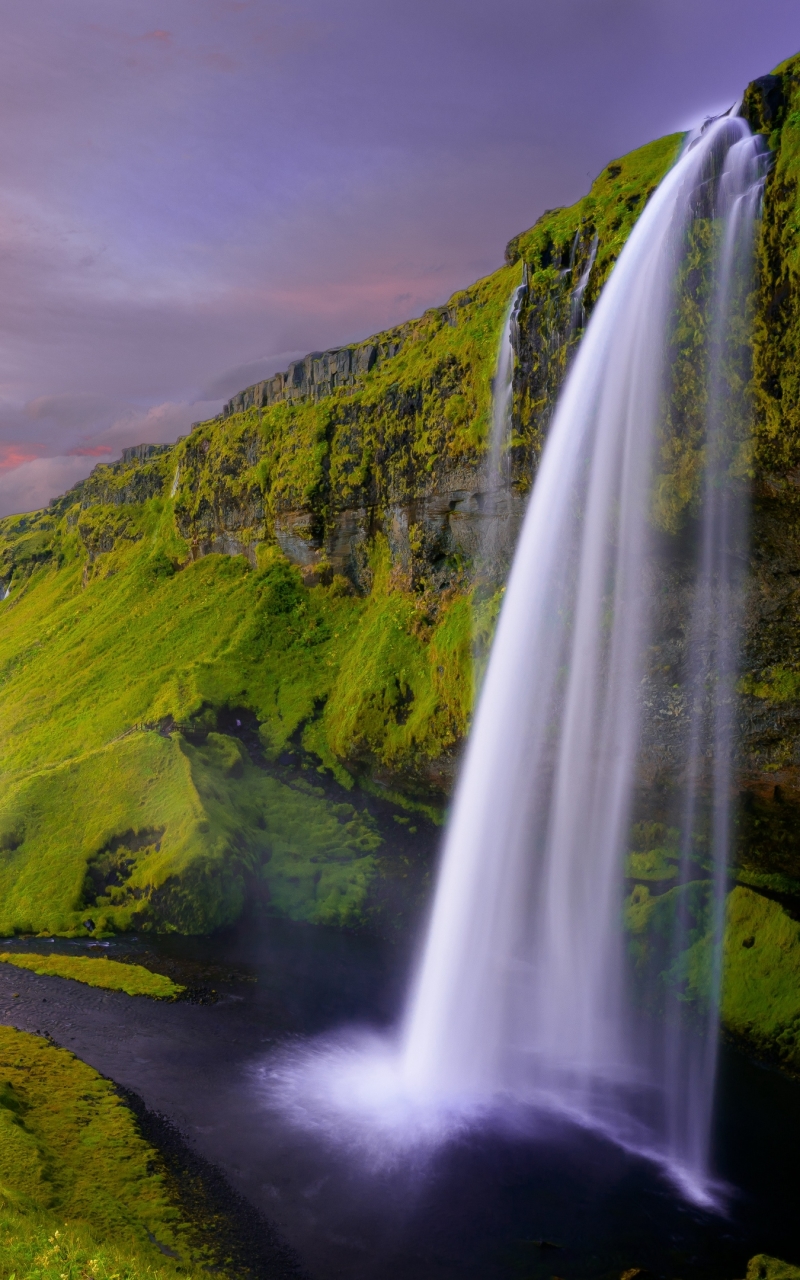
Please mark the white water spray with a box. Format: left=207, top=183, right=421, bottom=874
left=400, top=117, right=767, bottom=1200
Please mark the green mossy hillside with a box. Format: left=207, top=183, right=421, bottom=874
left=0, top=954, right=183, bottom=999
left=508, top=134, right=683, bottom=474
left=0, top=1026, right=217, bottom=1277
left=749, top=52, right=800, bottom=471
left=170, top=264, right=522, bottom=569
left=0, top=723, right=382, bottom=936
left=0, top=464, right=479, bottom=934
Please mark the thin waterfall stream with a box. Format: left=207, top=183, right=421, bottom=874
left=264, top=115, right=769, bottom=1210
left=473, top=272, right=527, bottom=586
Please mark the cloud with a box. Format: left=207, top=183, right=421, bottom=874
left=0, top=443, right=43, bottom=473
left=25, top=393, right=123, bottom=429
left=200, top=351, right=307, bottom=401
left=0, top=398, right=222, bottom=518
left=0, top=454, right=95, bottom=517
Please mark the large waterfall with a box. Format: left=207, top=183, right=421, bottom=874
left=400, top=116, right=767, bottom=1200
left=263, top=115, right=768, bottom=1209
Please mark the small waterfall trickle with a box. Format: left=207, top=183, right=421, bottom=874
left=400, top=116, right=768, bottom=1200
left=569, top=232, right=598, bottom=333
left=473, top=275, right=527, bottom=587
left=487, top=271, right=527, bottom=491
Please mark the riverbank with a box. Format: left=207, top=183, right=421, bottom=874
left=0, top=1024, right=300, bottom=1279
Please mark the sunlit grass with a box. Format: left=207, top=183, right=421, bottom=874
left=0, top=954, right=183, bottom=1000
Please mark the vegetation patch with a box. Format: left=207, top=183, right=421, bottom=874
left=749, top=53, right=800, bottom=472
left=721, top=885, right=800, bottom=1072
left=0, top=1026, right=215, bottom=1276
left=745, top=1256, right=800, bottom=1280
left=0, top=953, right=183, bottom=999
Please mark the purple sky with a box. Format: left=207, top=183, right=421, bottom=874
left=1, top=0, right=799, bottom=515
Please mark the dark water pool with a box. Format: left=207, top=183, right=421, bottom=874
left=1, top=917, right=798, bottom=1279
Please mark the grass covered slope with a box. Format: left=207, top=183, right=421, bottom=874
left=0, top=1026, right=216, bottom=1277
left=0, top=954, right=183, bottom=999
left=748, top=52, right=800, bottom=471
left=0, top=516, right=445, bottom=934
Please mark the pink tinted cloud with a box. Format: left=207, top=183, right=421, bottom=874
left=67, top=444, right=112, bottom=457
left=0, top=454, right=97, bottom=516
left=0, top=443, right=43, bottom=473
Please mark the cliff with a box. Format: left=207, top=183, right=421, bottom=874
left=2, top=55, right=800, bottom=1076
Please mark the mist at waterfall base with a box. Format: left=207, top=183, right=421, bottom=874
left=257, top=117, right=768, bottom=1210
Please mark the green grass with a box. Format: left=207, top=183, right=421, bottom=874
left=0, top=955, right=183, bottom=1000
left=0, top=518, right=468, bottom=934
left=0, top=1026, right=217, bottom=1277
left=750, top=53, right=800, bottom=471
left=0, top=1215, right=175, bottom=1279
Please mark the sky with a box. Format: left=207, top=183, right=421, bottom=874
left=1, top=0, right=799, bottom=516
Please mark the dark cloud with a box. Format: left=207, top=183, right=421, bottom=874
left=1, top=0, right=799, bottom=514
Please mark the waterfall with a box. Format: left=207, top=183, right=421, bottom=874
left=400, top=117, right=768, bottom=1200
left=569, top=232, right=598, bottom=332
left=487, top=273, right=527, bottom=491
left=473, top=274, right=527, bottom=586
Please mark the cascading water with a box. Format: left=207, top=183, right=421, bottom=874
left=473, top=274, right=527, bottom=584
left=262, top=114, right=768, bottom=1210
left=569, top=232, right=598, bottom=332
left=488, top=273, right=527, bottom=490
left=400, top=115, right=767, bottom=1200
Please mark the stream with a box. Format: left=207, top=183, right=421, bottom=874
left=1, top=917, right=798, bottom=1279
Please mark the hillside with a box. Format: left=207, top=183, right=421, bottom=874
left=2, top=55, right=800, bottom=1070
